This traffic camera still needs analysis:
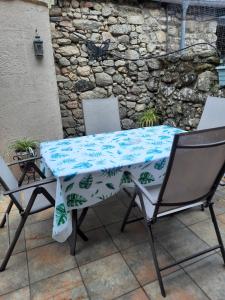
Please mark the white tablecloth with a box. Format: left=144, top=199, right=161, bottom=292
left=40, top=125, right=184, bottom=242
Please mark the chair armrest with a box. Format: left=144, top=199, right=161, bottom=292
left=3, top=177, right=56, bottom=196
left=7, top=156, right=42, bottom=166
left=129, top=173, right=156, bottom=205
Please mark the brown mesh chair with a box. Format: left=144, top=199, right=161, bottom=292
left=121, top=126, right=225, bottom=297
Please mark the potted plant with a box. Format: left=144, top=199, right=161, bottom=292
left=138, top=108, right=159, bottom=127
left=9, top=138, right=38, bottom=178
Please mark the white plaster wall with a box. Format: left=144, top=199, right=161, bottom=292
left=0, top=0, right=63, bottom=157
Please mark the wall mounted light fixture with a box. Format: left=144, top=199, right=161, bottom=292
left=33, top=29, right=43, bottom=57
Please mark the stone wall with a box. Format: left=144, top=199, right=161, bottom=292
left=50, top=0, right=225, bottom=137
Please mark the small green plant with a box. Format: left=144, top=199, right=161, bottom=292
left=138, top=108, right=159, bottom=127
left=10, top=138, right=38, bottom=152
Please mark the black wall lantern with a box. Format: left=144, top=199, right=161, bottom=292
left=33, top=29, right=43, bottom=57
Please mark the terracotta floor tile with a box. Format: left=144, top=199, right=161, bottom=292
left=116, top=288, right=149, bottom=300
left=189, top=218, right=225, bottom=247
left=76, top=227, right=117, bottom=266
left=27, top=207, right=54, bottom=225
left=0, top=287, right=30, bottom=300
left=0, top=197, right=17, bottom=213
left=106, top=221, right=148, bottom=251
left=0, top=210, right=21, bottom=230
left=25, top=218, right=53, bottom=250
left=80, top=253, right=139, bottom=300
left=0, top=228, right=25, bottom=259
left=0, top=252, right=29, bottom=296
left=30, top=268, right=88, bottom=300
left=213, top=196, right=225, bottom=215
left=185, top=253, right=225, bottom=300
left=152, top=216, right=185, bottom=238
left=79, top=208, right=102, bottom=232
left=144, top=269, right=209, bottom=300
left=175, top=206, right=210, bottom=226
left=94, top=197, right=130, bottom=226
left=122, top=241, right=179, bottom=286
left=218, top=213, right=225, bottom=224
left=159, top=227, right=209, bottom=266
left=27, top=242, right=76, bottom=284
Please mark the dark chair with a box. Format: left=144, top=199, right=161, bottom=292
left=121, top=126, right=225, bottom=297
left=0, top=155, right=57, bottom=271
left=0, top=155, right=46, bottom=229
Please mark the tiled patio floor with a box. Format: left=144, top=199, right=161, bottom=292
left=1, top=187, right=225, bottom=299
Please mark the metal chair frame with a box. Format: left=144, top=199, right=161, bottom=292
left=0, top=157, right=88, bottom=270
left=0, top=156, right=45, bottom=228
left=121, top=127, right=225, bottom=297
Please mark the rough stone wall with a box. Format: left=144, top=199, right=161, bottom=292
left=50, top=0, right=225, bottom=137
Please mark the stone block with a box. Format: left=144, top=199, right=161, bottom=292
left=109, top=24, right=131, bottom=35
left=77, top=66, right=91, bottom=77
left=73, top=19, right=101, bottom=30
left=79, top=88, right=107, bottom=100
left=57, top=46, right=80, bottom=57
left=95, top=73, right=113, bottom=86
left=127, top=15, right=144, bottom=25
left=74, top=80, right=95, bottom=92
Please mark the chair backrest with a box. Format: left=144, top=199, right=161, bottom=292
left=82, top=97, right=121, bottom=135
left=197, top=96, right=225, bottom=130
left=155, top=127, right=225, bottom=217
left=0, top=156, right=19, bottom=202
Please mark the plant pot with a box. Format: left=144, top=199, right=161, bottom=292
left=216, top=65, right=225, bottom=87
left=13, top=149, right=37, bottom=174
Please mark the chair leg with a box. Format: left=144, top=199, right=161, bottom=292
left=77, top=207, right=89, bottom=241
left=0, top=213, right=28, bottom=271
left=147, top=223, right=166, bottom=297
left=209, top=203, right=225, bottom=264
left=121, top=193, right=136, bottom=232
left=0, top=189, right=40, bottom=271
left=133, top=189, right=166, bottom=296
left=0, top=199, right=14, bottom=228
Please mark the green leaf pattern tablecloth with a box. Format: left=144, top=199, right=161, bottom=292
left=40, top=125, right=184, bottom=242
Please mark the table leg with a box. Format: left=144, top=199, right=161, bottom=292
left=68, top=208, right=89, bottom=255
left=69, top=209, right=77, bottom=256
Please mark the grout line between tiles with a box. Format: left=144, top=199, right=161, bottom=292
left=181, top=265, right=212, bottom=300
left=74, top=252, right=91, bottom=300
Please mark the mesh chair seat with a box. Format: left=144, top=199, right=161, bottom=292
left=135, top=185, right=160, bottom=220
left=135, top=185, right=203, bottom=220
left=20, top=181, right=56, bottom=213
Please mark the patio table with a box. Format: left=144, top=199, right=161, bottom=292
left=40, top=125, right=184, bottom=242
